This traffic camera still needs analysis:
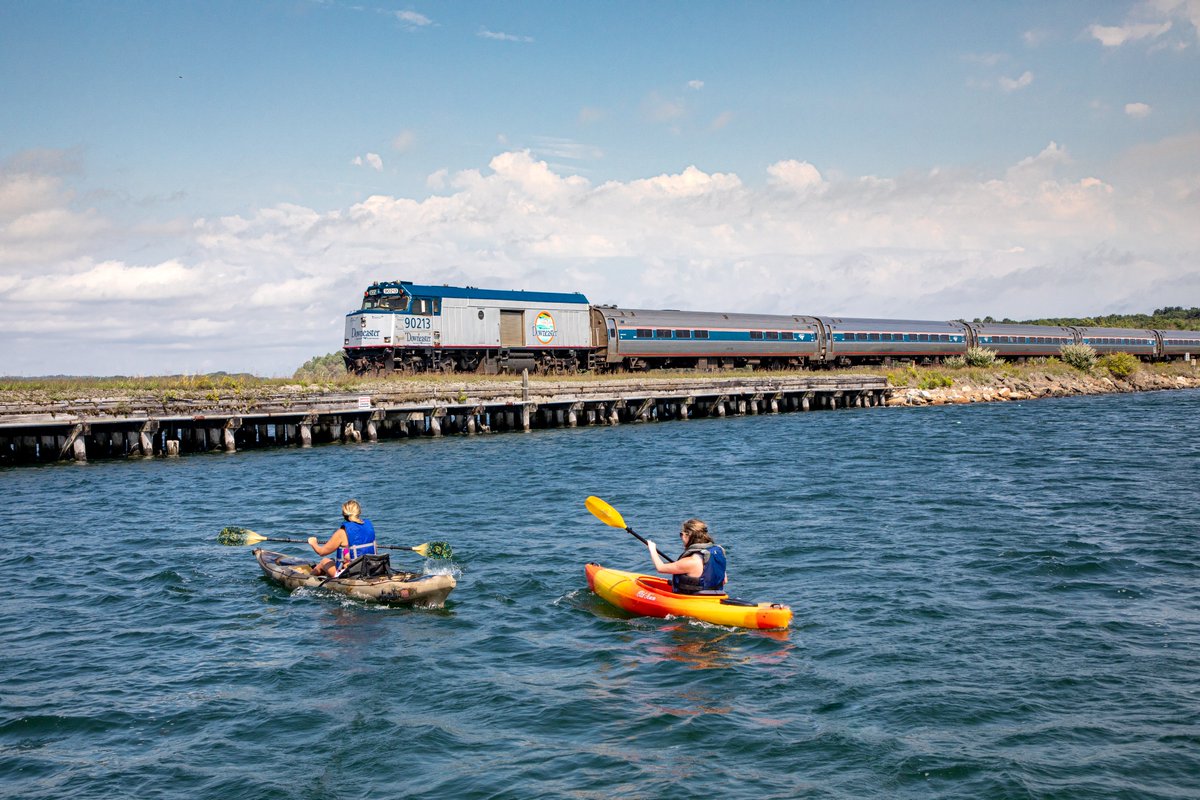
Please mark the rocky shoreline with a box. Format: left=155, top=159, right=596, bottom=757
left=888, top=366, right=1200, bottom=406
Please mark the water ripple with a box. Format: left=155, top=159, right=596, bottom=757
left=2, top=390, right=1199, bottom=798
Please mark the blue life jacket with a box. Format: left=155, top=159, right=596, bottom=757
left=671, top=543, right=727, bottom=594
left=337, top=518, right=377, bottom=569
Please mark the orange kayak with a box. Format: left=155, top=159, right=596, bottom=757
left=585, top=562, right=792, bottom=630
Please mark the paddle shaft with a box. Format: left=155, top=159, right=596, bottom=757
left=624, top=525, right=676, bottom=563
left=254, top=535, right=423, bottom=553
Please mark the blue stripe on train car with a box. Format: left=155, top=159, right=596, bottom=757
left=378, top=282, right=589, bottom=305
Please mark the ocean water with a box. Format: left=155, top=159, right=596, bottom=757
left=2, top=389, right=1199, bottom=799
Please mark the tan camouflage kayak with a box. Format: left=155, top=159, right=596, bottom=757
left=253, top=549, right=456, bottom=607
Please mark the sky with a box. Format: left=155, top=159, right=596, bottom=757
left=2, top=0, right=1199, bottom=376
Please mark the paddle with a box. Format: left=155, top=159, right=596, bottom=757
left=584, top=496, right=674, bottom=562
left=217, top=526, right=453, bottom=560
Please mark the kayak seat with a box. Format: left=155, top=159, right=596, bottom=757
left=719, top=597, right=757, bottom=607
left=337, top=554, right=394, bottom=578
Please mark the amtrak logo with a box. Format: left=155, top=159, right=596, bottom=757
left=533, top=311, right=557, bottom=344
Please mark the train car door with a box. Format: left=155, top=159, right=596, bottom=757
left=606, top=317, right=621, bottom=363
left=500, top=310, right=524, bottom=347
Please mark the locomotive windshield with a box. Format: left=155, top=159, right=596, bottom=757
left=361, top=287, right=409, bottom=311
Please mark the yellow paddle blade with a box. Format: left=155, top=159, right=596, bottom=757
left=585, top=496, right=626, bottom=529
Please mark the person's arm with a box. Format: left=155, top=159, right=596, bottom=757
left=647, top=541, right=702, bottom=576
left=308, top=528, right=348, bottom=557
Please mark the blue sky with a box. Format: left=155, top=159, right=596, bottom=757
left=2, top=1, right=1198, bottom=375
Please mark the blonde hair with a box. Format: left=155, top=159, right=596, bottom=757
left=341, top=499, right=362, bottom=521
left=681, top=518, right=712, bottom=546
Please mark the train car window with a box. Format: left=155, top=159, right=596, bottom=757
left=412, top=297, right=432, bottom=315
left=865, top=333, right=878, bottom=341
left=694, top=330, right=709, bottom=339
left=765, top=331, right=779, bottom=340
left=918, top=334, right=929, bottom=342
left=856, top=333, right=868, bottom=342
left=939, top=334, right=949, bottom=342
left=750, top=331, right=764, bottom=340
left=636, top=329, right=652, bottom=338
left=676, top=330, right=692, bottom=339
left=655, top=329, right=672, bottom=338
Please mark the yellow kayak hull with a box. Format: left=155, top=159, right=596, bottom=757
left=585, top=562, right=792, bottom=630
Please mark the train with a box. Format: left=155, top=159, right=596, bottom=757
left=342, top=280, right=1200, bottom=375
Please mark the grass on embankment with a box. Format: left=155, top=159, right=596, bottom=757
left=3, top=358, right=1197, bottom=404
left=883, top=358, right=1199, bottom=391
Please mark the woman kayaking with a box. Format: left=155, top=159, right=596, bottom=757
left=645, top=518, right=727, bottom=594
left=308, top=499, right=377, bottom=577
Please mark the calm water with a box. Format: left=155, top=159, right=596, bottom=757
left=3, top=390, right=1199, bottom=799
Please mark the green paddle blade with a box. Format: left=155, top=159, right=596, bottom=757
left=585, top=496, right=626, bottom=529
left=217, top=526, right=265, bottom=546
left=416, top=541, right=454, bottom=560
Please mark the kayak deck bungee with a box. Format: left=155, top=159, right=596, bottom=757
left=585, top=563, right=792, bottom=630
left=254, top=549, right=456, bottom=607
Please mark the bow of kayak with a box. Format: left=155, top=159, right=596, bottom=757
left=585, top=562, right=792, bottom=630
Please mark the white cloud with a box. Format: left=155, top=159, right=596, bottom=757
left=1089, top=21, right=1173, bottom=46
left=999, top=70, right=1034, bottom=92
left=687, top=80, right=705, bottom=90
left=767, top=160, right=824, bottom=191
left=643, top=92, right=685, bottom=123
left=710, top=111, right=734, bottom=130
left=392, top=130, right=416, bottom=153
left=1022, top=29, right=1048, bottom=46
left=3, top=141, right=1199, bottom=375
left=1125, top=102, right=1153, bottom=117
left=352, top=153, right=384, bottom=170
left=394, top=10, right=432, bottom=30
left=478, top=28, right=533, bottom=43
left=6, top=259, right=202, bottom=303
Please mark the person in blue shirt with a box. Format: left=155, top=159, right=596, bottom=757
left=646, top=518, right=728, bottom=594
left=308, top=499, right=377, bottom=577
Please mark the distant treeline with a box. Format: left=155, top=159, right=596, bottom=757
left=294, top=351, right=348, bottom=380
left=973, top=307, right=1200, bottom=330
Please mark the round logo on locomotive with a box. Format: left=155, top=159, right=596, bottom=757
left=533, top=311, right=557, bottom=344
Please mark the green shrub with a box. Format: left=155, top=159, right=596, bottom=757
left=964, top=346, right=998, bottom=367
left=1098, top=352, right=1139, bottom=379
left=1060, top=343, right=1097, bottom=371
left=943, top=355, right=967, bottom=368
left=917, top=371, right=952, bottom=390
left=294, top=351, right=349, bottom=381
